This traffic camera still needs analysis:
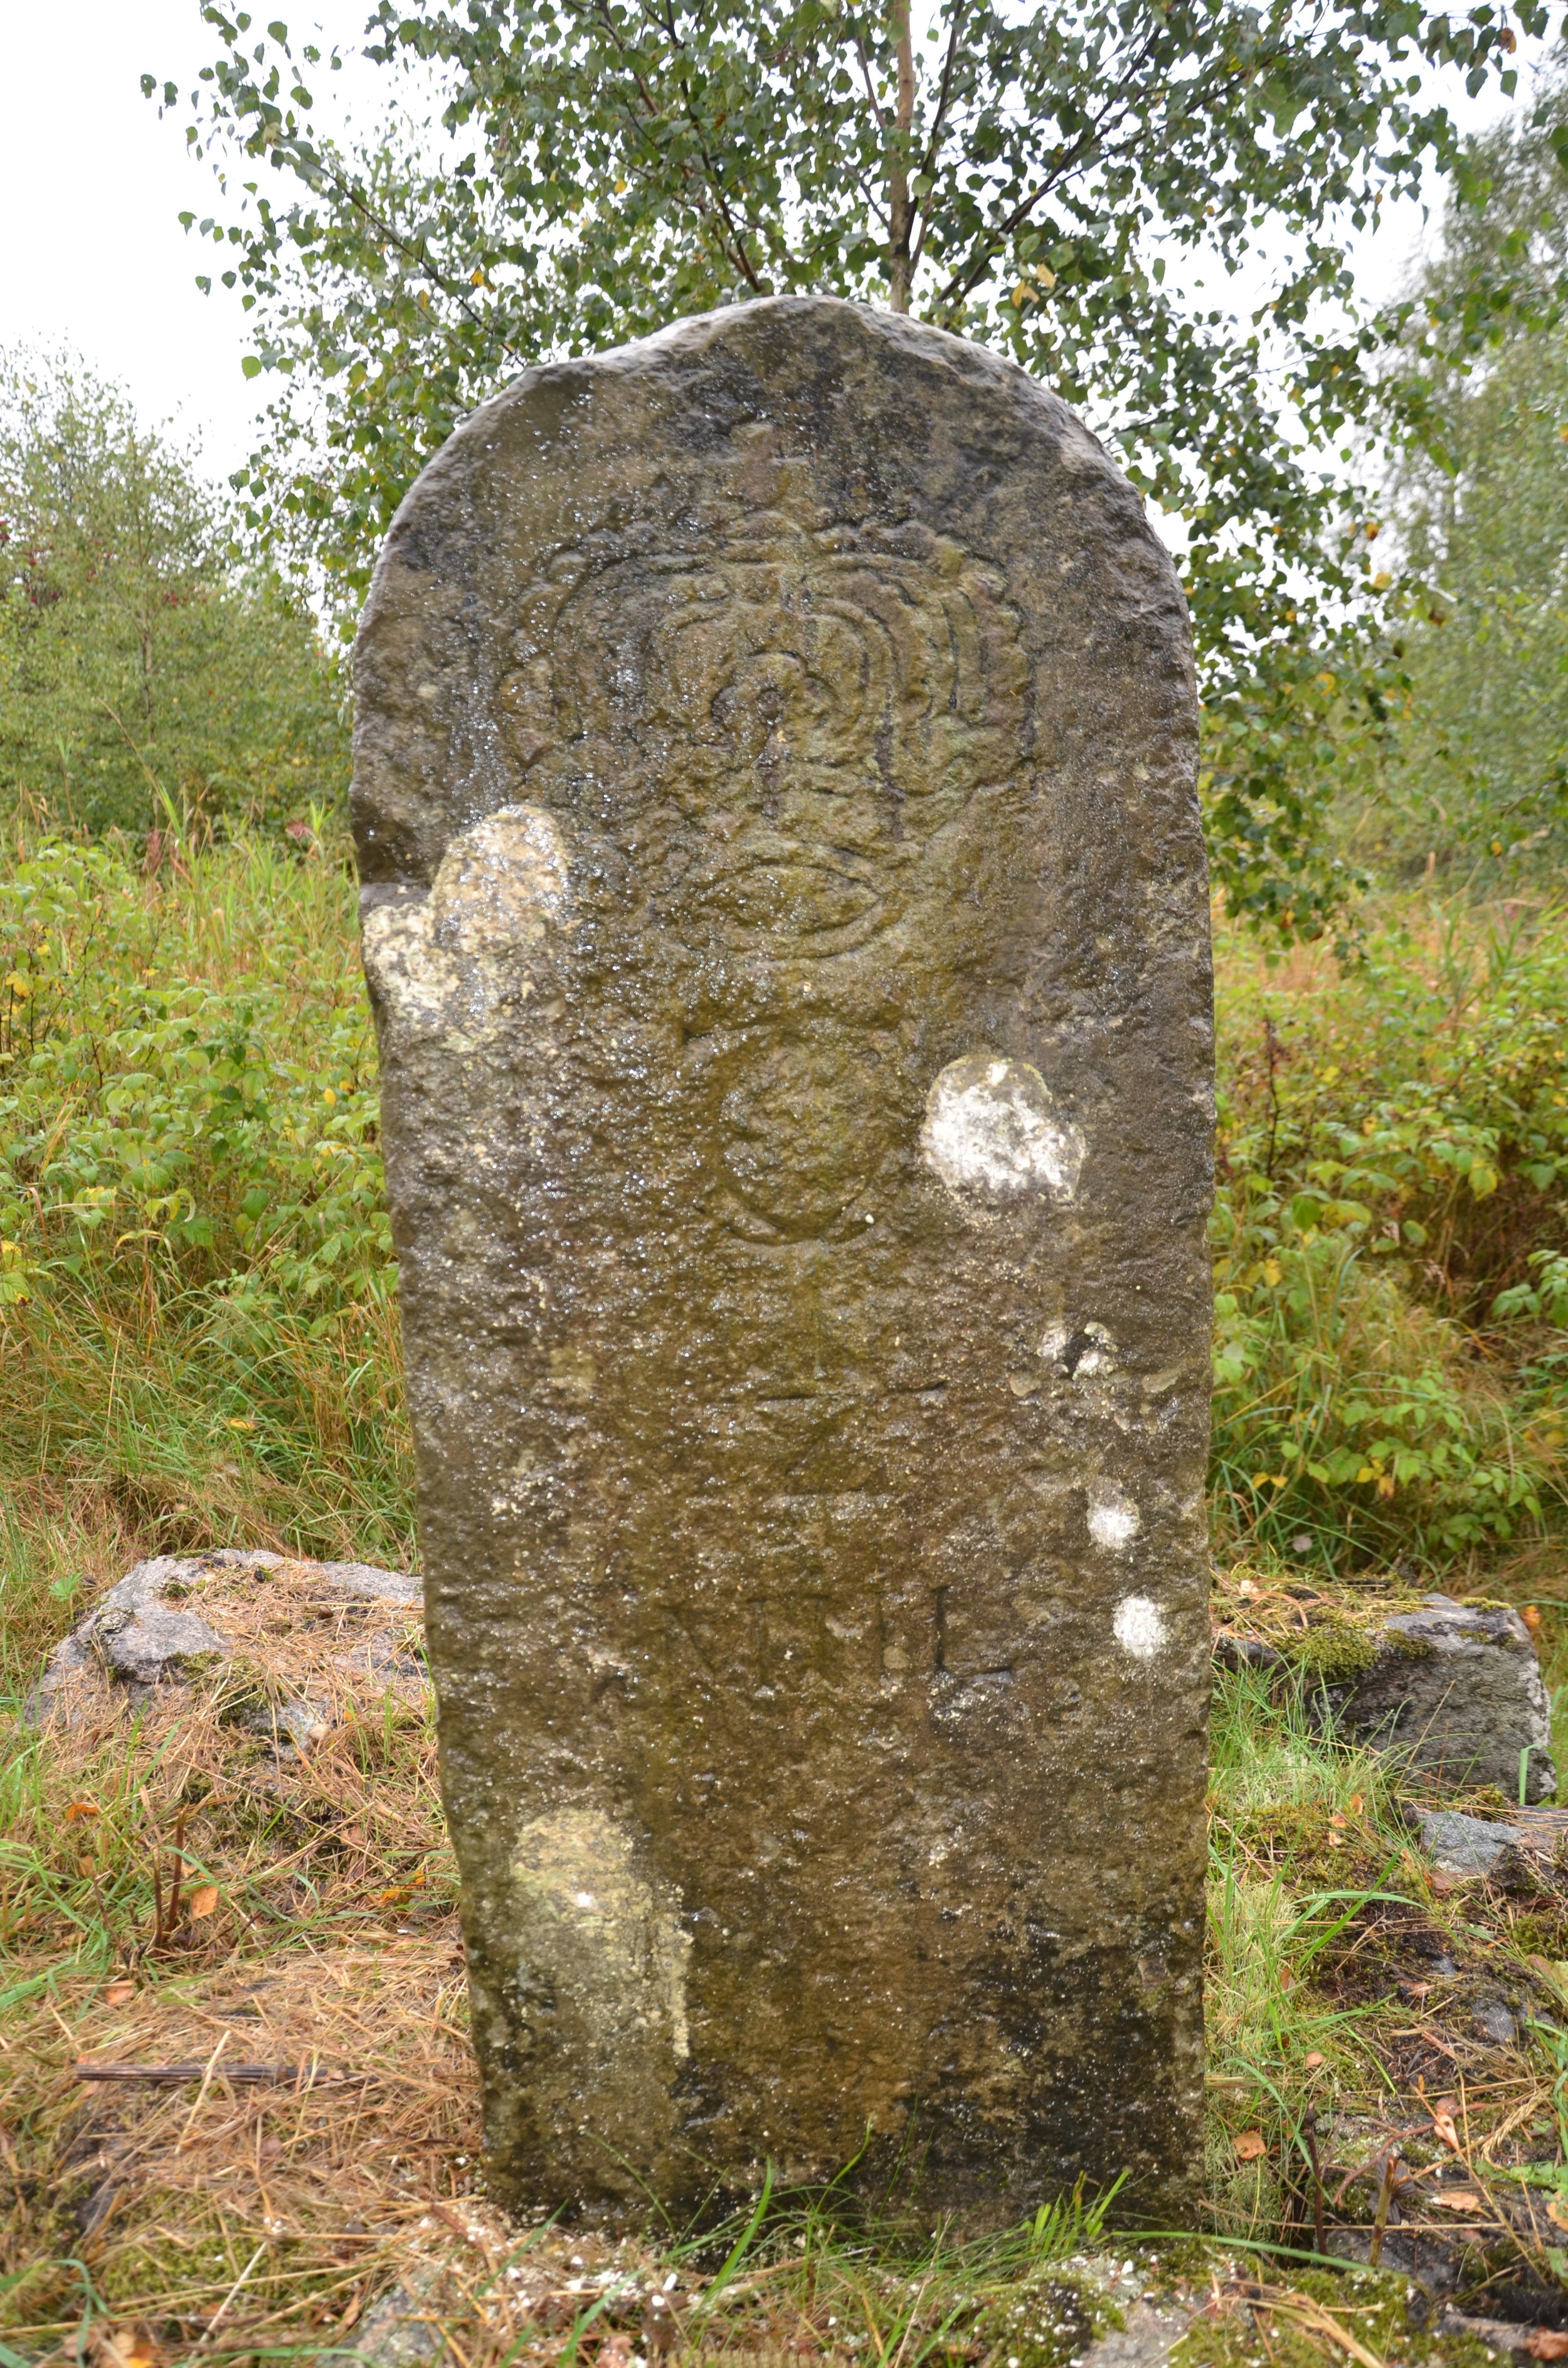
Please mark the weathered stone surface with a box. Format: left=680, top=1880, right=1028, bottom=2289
left=29, top=1549, right=421, bottom=1723
left=1411, top=1804, right=1568, bottom=1896
left=1414, top=1808, right=1523, bottom=1878
left=1081, top=2298, right=1194, bottom=2368
left=345, top=2281, right=452, bottom=2366
left=353, top=297, right=1212, bottom=2221
left=1325, top=1598, right=1555, bottom=1802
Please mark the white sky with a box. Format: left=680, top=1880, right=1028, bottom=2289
left=0, top=0, right=1527, bottom=489
left=0, top=0, right=370, bottom=477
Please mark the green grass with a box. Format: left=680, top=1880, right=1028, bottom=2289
left=1205, top=1670, right=1415, bottom=2236
left=1212, top=896, right=1568, bottom=1567
left=8, top=1643, right=1564, bottom=2364
left=0, top=826, right=411, bottom=1596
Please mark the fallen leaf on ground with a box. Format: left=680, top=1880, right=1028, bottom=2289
left=188, top=1886, right=219, bottom=1919
left=1548, top=2194, right=1568, bottom=2232
left=1235, top=2130, right=1268, bottom=2162
left=104, top=1980, right=135, bottom=2007
left=1525, top=2333, right=1568, bottom=2360
left=1429, top=2096, right=1462, bottom=2151
left=92, top=2328, right=158, bottom=2368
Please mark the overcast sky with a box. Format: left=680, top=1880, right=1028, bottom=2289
left=0, top=0, right=1519, bottom=490
left=0, top=0, right=370, bottom=477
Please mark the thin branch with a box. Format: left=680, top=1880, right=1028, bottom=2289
left=253, top=116, right=512, bottom=353
left=889, top=0, right=917, bottom=309
left=75, top=2057, right=371, bottom=2086
left=853, top=33, right=888, bottom=132
left=930, top=29, right=1170, bottom=319
left=933, top=126, right=1107, bottom=319
left=590, top=0, right=780, bottom=289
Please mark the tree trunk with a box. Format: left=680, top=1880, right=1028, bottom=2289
left=887, top=0, right=915, bottom=312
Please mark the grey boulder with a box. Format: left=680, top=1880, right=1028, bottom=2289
left=1413, top=1808, right=1526, bottom=1877
left=1321, top=1596, right=1555, bottom=1802
left=337, top=2283, right=450, bottom=2365
left=29, top=1548, right=421, bottom=1722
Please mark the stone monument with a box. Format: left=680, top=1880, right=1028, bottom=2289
left=352, top=297, right=1212, bottom=2223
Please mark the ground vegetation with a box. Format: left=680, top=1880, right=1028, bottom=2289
left=6, top=45, right=1568, bottom=2357
left=5, top=832, right=1568, bottom=2357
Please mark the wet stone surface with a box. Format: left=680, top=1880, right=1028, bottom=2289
left=352, top=296, right=1214, bottom=2221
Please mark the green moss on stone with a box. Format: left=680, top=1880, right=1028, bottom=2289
left=1285, top=1618, right=1380, bottom=1684
left=973, top=2277, right=1122, bottom=2368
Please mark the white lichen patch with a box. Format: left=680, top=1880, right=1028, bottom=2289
left=361, top=803, right=571, bottom=1042
left=361, top=895, right=459, bottom=1036
left=430, top=804, right=571, bottom=952
left=1088, top=1488, right=1140, bottom=1551
left=489, top=1445, right=546, bottom=1519
left=1041, top=1319, right=1116, bottom=1377
left=919, top=1054, right=1085, bottom=1205
left=512, top=1806, right=691, bottom=2066
left=1113, top=1595, right=1166, bottom=1662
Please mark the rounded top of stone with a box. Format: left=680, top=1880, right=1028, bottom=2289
left=466, top=290, right=1111, bottom=447
left=448, top=295, right=1101, bottom=474
left=352, top=295, right=1195, bottom=896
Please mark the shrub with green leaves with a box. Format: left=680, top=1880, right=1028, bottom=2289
left=1370, top=73, right=1568, bottom=883
left=0, top=828, right=408, bottom=1561
left=0, top=353, right=348, bottom=837
left=6, top=824, right=1568, bottom=1580
left=1212, top=897, right=1568, bottom=1563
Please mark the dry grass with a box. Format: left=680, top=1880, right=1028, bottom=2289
left=0, top=1550, right=1147, bottom=2365
left=6, top=1936, right=484, bottom=2356
left=0, top=1547, right=479, bottom=2358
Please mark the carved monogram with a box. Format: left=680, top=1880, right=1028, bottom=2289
left=493, top=501, right=1029, bottom=1242
left=500, top=510, right=1027, bottom=952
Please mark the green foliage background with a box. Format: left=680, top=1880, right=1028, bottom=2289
left=1366, top=74, right=1568, bottom=883
left=3, top=819, right=1565, bottom=1583
left=155, top=0, right=1541, bottom=930
left=1213, top=906, right=1568, bottom=1562
left=0, top=356, right=348, bottom=837
left=0, top=829, right=405, bottom=1566
left=7, top=66, right=1568, bottom=1583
